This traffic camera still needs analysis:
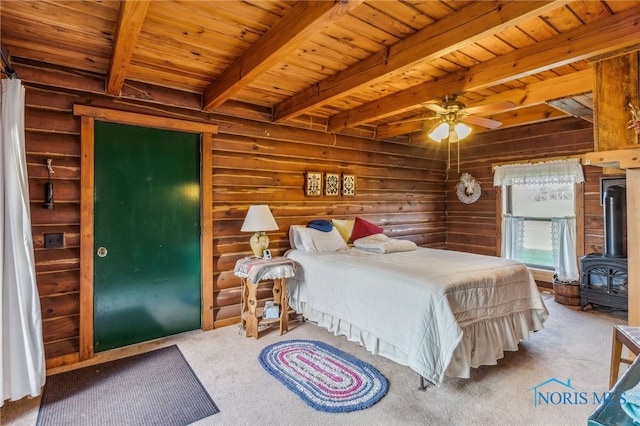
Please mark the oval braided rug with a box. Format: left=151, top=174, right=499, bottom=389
left=258, top=339, right=388, bottom=412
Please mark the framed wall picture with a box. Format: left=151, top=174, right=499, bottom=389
left=342, top=174, right=356, bottom=196
left=305, top=172, right=323, bottom=196
left=325, top=173, right=340, bottom=196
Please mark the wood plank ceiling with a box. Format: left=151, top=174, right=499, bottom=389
left=2, top=0, right=640, bottom=142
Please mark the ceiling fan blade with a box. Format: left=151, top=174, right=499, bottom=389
left=462, top=115, right=503, bottom=129
left=464, top=101, right=515, bottom=115
left=422, top=102, right=447, bottom=114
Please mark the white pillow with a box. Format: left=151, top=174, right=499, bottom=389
left=289, top=225, right=348, bottom=253
left=353, top=233, right=417, bottom=254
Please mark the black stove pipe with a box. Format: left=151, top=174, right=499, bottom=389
left=603, top=185, right=625, bottom=257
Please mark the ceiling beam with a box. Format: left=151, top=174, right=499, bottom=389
left=273, top=0, right=564, bottom=123
left=374, top=68, right=593, bottom=139
left=328, top=6, right=640, bottom=132
left=107, top=0, right=150, bottom=96
left=477, top=104, right=570, bottom=131
left=202, top=0, right=362, bottom=111
left=470, top=68, right=593, bottom=110
left=374, top=118, right=435, bottom=141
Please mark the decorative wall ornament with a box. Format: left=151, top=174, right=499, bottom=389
left=305, top=172, right=323, bottom=196
left=342, top=174, right=356, bottom=196
left=325, top=173, right=340, bottom=196
left=456, top=172, right=481, bottom=204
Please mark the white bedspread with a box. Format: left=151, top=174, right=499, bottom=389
left=285, top=247, right=548, bottom=386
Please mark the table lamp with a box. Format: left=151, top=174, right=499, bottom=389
left=241, top=205, right=279, bottom=257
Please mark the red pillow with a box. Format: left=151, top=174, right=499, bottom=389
left=350, top=217, right=384, bottom=241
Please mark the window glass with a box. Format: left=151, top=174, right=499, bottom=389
left=510, top=183, right=574, bottom=218
left=521, top=220, right=554, bottom=268
left=506, top=183, right=576, bottom=269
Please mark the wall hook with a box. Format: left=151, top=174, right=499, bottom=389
left=43, top=159, right=54, bottom=209
left=46, top=158, right=55, bottom=174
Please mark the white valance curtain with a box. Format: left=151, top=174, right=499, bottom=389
left=493, top=158, right=584, bottom=186
left=495, top=158, right=583, bottom=282
left=1, top=78, right=46, bottom=406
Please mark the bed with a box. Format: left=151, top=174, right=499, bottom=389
left=285, top=223, right=549, bottom=387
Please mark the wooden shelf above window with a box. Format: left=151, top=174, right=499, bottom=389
left=584, top=145, right=640, bottom=170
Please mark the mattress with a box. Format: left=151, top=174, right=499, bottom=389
left=285, top=246, right=548, bottom=386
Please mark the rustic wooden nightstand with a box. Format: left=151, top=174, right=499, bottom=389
left=233, top=256, right=296, bottom=339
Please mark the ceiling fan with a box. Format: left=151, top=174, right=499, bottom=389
left=392, top=94, right=514, bottom=139
left=394, top=94, right=515, bottom=171
left=428, top=94, right=512, bottom=136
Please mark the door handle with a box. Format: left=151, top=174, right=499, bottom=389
left=97, top=247, right=108, bottom=258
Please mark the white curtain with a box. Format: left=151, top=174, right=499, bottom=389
left=552, top=216, right=579, bottom=282
left=501, top=215, right=524, bottom=260
left=493, top=158, right=584, bottom=186
left=1, top=78, right=45, bottom=406
left=495, top=158, right=583, bottom=275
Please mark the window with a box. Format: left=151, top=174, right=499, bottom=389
left=504, top=182, right=576, bottom=269
left=494, top=159, right=584, bottom=281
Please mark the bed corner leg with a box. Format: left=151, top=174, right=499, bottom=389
left=419, top=375, right=428, bottom=391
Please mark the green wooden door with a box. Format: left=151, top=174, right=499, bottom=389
left=93, top=121, right=201, bottom=352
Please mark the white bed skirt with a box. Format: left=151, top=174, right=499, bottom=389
left=291, top=297, right=545, bottom=383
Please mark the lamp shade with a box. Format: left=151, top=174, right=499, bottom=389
left=428, top=121, right=472, bottom=143
left=448, top=124, right=459, bottom=143
left=454, top=122, right=472, bottom=139
left=241, top=205, right=279, bottom=232
left=428, top=122, right=449, bottom=142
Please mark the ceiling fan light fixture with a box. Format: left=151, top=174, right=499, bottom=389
left=448, top=125, right=459, bottom=143
left=428, top=122, right=449, bottom=142
left=428, top=121, right=472, bottom=143
left=454, top=122, right=472, bottom=140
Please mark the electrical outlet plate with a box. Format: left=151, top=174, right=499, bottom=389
left=44, top=233, right=64, bottom=249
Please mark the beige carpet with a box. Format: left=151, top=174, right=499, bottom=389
left=1, top=293, right=628, bottom=426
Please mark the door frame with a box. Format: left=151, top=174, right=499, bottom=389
left=74, top=105, right=217, bottom=361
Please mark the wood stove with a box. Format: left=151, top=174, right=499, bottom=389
left=579, top=254, right=628, bottom=310
left=580, top=184, right=627, bottom=310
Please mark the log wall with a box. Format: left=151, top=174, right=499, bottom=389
left=22, top=67, right=610, bottom=367
left=444, top=117, right=606, bottom=264
left=23, top=79, right=447, bottom=366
